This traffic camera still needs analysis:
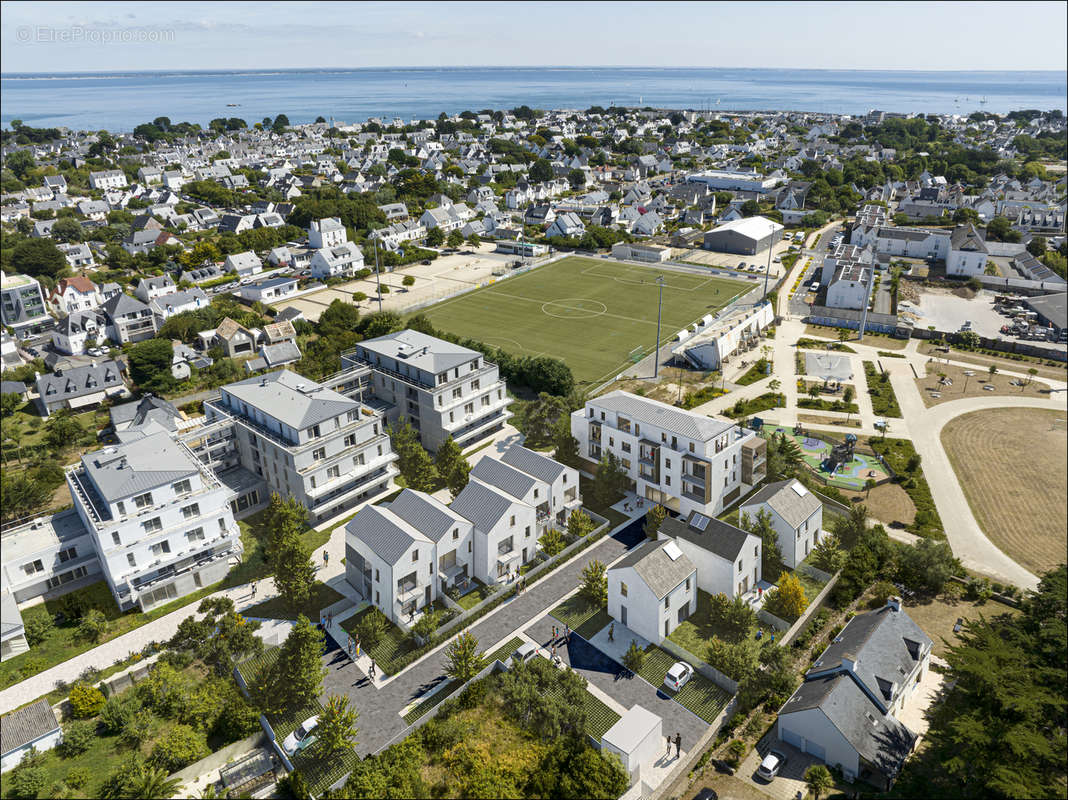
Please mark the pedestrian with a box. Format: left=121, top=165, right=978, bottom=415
left=608, top=622, right=614, bottom=642
left=675, top=732, right=681, bottom=758
left=347, top=635, right=353, bottom=656
left=551, top=643, right=556, bottom=660
left=565, top=624, right=571, bottom=643
left=666, top=734, right=672, bottom=757
left=369, top=660, right=376, bottom=680
left=323, top=550, right=329, bottom=567
left=250, top=581, right=257, bottom=599
left=355, top=634, right=361, bottom=659
left=552, top=625, right=557, bottom=642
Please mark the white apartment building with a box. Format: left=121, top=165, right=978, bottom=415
left=205, top=369, right=398, bottom=523
left=571, top=391, right=767, bottom=518
left=308, top=217, right=348, bottom=249
left=826, top=264, right=872, bottom=311
left=88, top=169, right=128, bottom=190
left=343, top=329, right=512, bottom=453
left=65, top=430, right=241, bottom=612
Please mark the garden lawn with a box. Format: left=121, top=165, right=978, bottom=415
left=577, top=475, right=628, bottom=529
left=667, top=590, right=779, bottom=662
left=454, top=579, right=495, bottom=610
left=550, top=595, right=606, bottom=634
left=341, top=607, right=420, bottom=675
left=542, top=679, right=620, bottom=739
left=635, top=644, right=730, bottom=723
left=243, top=582, right=346, bottom=621
left=291, top=744, right=361, bottom=796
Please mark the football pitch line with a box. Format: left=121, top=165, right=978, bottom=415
left=577, top=263, right=715, bottom=292
left=485, top=289, right=671, bottom=328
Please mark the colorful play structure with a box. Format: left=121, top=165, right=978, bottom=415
left=766, top=426, right=889, bottom=491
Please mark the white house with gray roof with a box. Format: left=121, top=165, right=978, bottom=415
left=572, top=391, right=766, bottom=518
left=776, top=597, right=932, bottom=789
left=35, top=359, right=129, bottom=417
left=658, top=512, right=762, bottom=599
left=343, top=329, right=512, bottom=452
left=607, top=538, right=697, bottom=644
left=450, top=477, right=537, bottom=585
left=65, top=430, right=241, bottom=611
left=204, top=369, right=398, bottom=523
left=740, top=478, right=823, bottom=568
left=1, top=699, right=62, bottom=772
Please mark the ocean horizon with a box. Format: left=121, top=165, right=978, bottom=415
left=2, top=66, right=1065, bottom=132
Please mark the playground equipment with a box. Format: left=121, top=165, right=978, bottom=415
left=821, top=436, right=856, bottom=475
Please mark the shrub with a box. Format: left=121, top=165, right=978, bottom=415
left=869, top=580, right=897, bottom=608
left=622, top=641, right=645, bottom=673
left=149, top=723, right=209, bottom=772
left=68, top=682, right=106, bottom=718
left=99, top=692, right=142, bottom=734
left=59, top=719, right=96, bottom=757
left=64, top=768, right=91, bottom=790
left=23, top=613, right=54, bottom=647
left=7, top=765, right=49, bottom=800
left=726, top=739, right=746, bottom=766
left=78, top=608, right=108, bottom=642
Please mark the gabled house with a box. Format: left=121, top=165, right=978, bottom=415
left=658, top=512, right=762, bottom=599
left=51, top=310, right=107, bottom=355
left=450, top=478, right=537, bottom=585
left=224, top=251, right=263, bottom=277
left=546, top=212, right=586, bottom=239
left=133, top=275, right=176, bottom=304
left=309, top=242, right=364, bottom=279
left=35, top=360, right=129, bottom=416
left=149, top=288, right=209, bottom=325
left=607, top=538, right=697, bottom=645
left=48, top=276, right=100, bottom=315
left=101, top=293, right=156, bottom=344
left=739, top=479, right=823, bottom=569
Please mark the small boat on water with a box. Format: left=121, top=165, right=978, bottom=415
left=227, top=103, right=240, bottom=107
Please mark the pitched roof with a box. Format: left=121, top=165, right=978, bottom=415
left=102, top=292, right=150, bottom=319
left=741, top=479, right=822, bottom=529
left=592, top=390, right=735, bottom=442
left=660, top=513, right=754, bottom=562
left=388, top=488, right=469, bottom=543
left=450, top=479, right=520, bottom=532
left=499, top=444, right=567, bottom=484
left=223, top=369, right=357, bottom=430
left=470, top=456, right=540, bottom=501
left=359, top=329, right=478, bottom=374
left=610, top=538, right=694, bottom=600
left=82, top=430, right=198, bottom=502
left=345, top=504, right=431, bottom=565
left=1, top=699, right=59, bottom=755
left=36, top=360, right=124, bottom=403
left=949, top=223, right=988, bottom=253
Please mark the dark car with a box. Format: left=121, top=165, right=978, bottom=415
left=421, top=259, right=432, bottom=265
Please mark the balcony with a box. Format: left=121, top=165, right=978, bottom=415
left=308, top=463, right=398, bottom=508
left=449, top=406, right=513, bottom=445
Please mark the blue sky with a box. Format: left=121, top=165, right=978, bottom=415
left=1, top=1, right=1065, bottom=73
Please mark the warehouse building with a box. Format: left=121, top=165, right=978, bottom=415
left=703, top=216, right=784, bottom=255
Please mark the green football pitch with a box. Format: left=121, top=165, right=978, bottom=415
left=413, top=256, right=754, bottom=387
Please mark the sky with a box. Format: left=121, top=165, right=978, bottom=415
left=1, top=1, right=1065, bottom=73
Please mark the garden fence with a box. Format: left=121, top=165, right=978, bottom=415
left=657, top=636, right=738, bottom=694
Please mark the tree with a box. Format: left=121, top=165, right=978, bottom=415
left=765, top=572, right=807, bottom=620
left=622, top=640, right=645, bottom=672
left=149, top=724, right=209, bottom=772
left=843, top=385, right=855, bottom=405
left=707, top=592, right=757, bottom=643
left=539, top=527, right=566, bottom=556
left=412, top=607, right=440, bottom=640
left=805, top=764, right=834, bottom=800
left=426, top=227, right=445, bottom=247
left=706, top=636, right=760, bottom=682
left=643, top=503, right=666, bottom=541
left=51, top=217, right=83, bottom=243
left=466, top=233, right=481, bottom=248
left=273, top=534, right=316, bottom=614
left=864, top=477, right=876, bottom=497
left=6, top=149, right=35, bottom=179
left=0, top=392, right=21, bottom=417
left=529, top=158, right=553, bottom=182
left=12, top=239, right=66, bottom=279
left=512, top=392, right=569, bottom=447
left=444, top=630, right=485, bottom=682
left=44, top=410, right=82, bottom=453
left=590, top=453, right=628, bottom=508
left=766, top=433, right=803, bottom=481
left=68, top=682, right=106, bottom=718
left=811, top=534, right=846, bottom=573
left=311, top=695, right=359, bottom=759
left=390, top=421, right=436, bottom=491
left=988, top=364, right=998, bottom=379
left=167, top=596, right=263, bottom=675
left=446, top=229, right=464, bottom=248
left=580, top=560, right=607, bottom=606
left=352, top=291, right=368, bottom=305
left=261, top=493, right=307, bottom=566
left=402, top=274, right=415, bottom=288
left=567, top=168, right=586, bottom=188
left=898, top=537, right=960, bottom=596
left=552, top=417, right=580, bottom=467
left=356, top=607, right=387, bottom=648
left=128, top=338, right=176, bottom=393
left=434, top=435, right=466, bottom=491
left=127, top=764, right=182, bottom=800
left=1026, top=235, right=1047, bottom=258
left=77, top=608, right=108, bottom=642
left=254, top=615, right=326, bottom=714
left=985, top=216, right=1015, bottom=242
left=740, top=199, right=760, bottom=217
left=567, top=509, right=595, bottom=539
left=741, top=508, right=783, bottom=578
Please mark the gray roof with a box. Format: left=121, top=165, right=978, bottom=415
left=388, top=488, right=469, bottom=543
left=741, top=479, right=822, bottom=529
left=470, top=457, right=539, bottom=501
left=1, top=699, right=59, bottom=756
left=808, top=604, right=933, bottom=709
left=1025, top=292, right=1066, bottom=329
left=780, top=672, right=915, bottom=779
left=593, top=390, right=734, bottom=442
left=82, top=430, right=198, bottom=503
left=359, top=329, right=477, bottom=375
left=108, top=395, right=182, bottom=431
left=950, top=223, right=988, bottom=253
left=102, top=292, right=151, bottom=319
left=0, top=380, right=26, bottom=396
left=449, top=479, right=518, bottom=532
left=36, top=360, right=124, bottom=403
left=661, top=513, right=754, bottom=562
left=610, top=539, right=695, bottom=600
left=345, top=504, right=430, bottom=565
left=500, top=444, right=567, bottom=484
left=223, top=369, right=357, bottom=430
left=261, top=341, right=302, bottom=367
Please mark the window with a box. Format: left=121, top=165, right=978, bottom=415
left=327, top=465, right=340, bottom=479
left=525, top=526, right=531, bottom=537
left=482, top=395, right=489, bottom=407
left=22, top=560, right=44, bottom=575
left=661, top=432, right=666, bottom=442
left=665, top=458, right=671, bottom=468
left=116, top=501, right=126, bottom=516
left=621, top=581, right=628, bottom=597
left=664, top=596, right=670, bottom=609
left=112, top=532, right=121, bottom=545
left=471, top=379, right=480, bottom=391
left=187, top=528, right=205, bottom=542
left=609, top=436, right=614, bottom=447
left=142, top=517, right=162, bottom=533
left=510, top=515, right=516, bottom=526
left=344, top=434, right=356, bottom=447
left=665, top=476, right=671, bottom=486
left=671, top=436, right=677, bottom=448
left=686, top=577, right=691, bottom=591
left=128, top=553, right=137, bottom=567
left=58, top=547, right=77, bottom=563
left=621, top=442, right=631, bottom=453
left=737, top=560, right=743, bottom=573
left=689, top=442, right=695, bottom=453
left=412, top=550, right=419, bottom=562
left=453, top=528, right=459, bottom=540
left=622, top=458, right=631, bottom=469
left=133, top=492, right=153, bottom=508
left=312, top=447, right=326, bottom=461
left=219, top=518, right=228, bottom=532
left=181, top=503, right=200, bottom=519
left=453, top=387, right=463, bottom=399
left=151, top=541, right=171, bottom=556
left=172, top=480, right=191, bottom=495
left=375, top=569, right=380, bottom=582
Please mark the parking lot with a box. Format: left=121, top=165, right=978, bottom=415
left=736, top=735, right=824, bottom=800
left=904, top=289, right=1023, bottom=340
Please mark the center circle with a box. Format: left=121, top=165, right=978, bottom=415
left=541, top=298, right=608, bottom=319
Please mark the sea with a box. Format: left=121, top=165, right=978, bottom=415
left=1, top=67, right=1065, bottom=132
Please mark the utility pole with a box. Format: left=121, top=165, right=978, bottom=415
left=763, top=226, right=776, bottom=298
left=857, top=262, right=876, bottom=342
left=373, top=239, right=383, bottom=312
left=654, top=276, right=665, bottom=379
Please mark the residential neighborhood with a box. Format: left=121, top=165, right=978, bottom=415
left=0, top=6, right=1065, bottom=800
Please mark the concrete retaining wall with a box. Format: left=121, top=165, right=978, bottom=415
left=168, top=731, right=265, bottom=787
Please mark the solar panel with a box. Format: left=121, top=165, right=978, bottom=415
left=791, top=483, right=809, bottom=497
left=664, top=541, right=683, bottom=561
left=689, top=512, right=710, bottom=531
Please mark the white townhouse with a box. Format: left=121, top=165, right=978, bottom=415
left=51, top=310, right=107, bottom=355
left=65, top=430, right=242, bottom=612
left=499, top=445, right=581, bottom=528
left=450, top=478, right=537, bottom=584
left=57, top=243, right=95, bottom=270
left=607, top=539, right=697, bottom=645
left=48, top=276, right=100, bottom=315
left=658, top=512, right=763, bottom=598
left=133, top=275, right=177, bottom=304
left=225, top=251, right=264, bottom=277
left=237, top=276, right=298, bottom=304
left=739, top=479, right=823, bottom=569
left=149, top=288, right=209, bottom=325
left=88, top=169, right=128, bottom=190
left=571, top=391, right=767, bottom=518
left=309, top=242, right=364, bottom=279
left=468, top=451, right=580, bottom=539
left=826, top=264, right=872, bottom=311
left=308, top=217, right=348, bottom=249
left=945, top=223, right=989, bottom=277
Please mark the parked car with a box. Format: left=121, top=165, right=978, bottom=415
left=809, top=281, right=820, bottom=292
left=663, top=661, right=693, bottom=692
left=420, top=259, right=432, bottom=265
left=508, top=642, right=538, bottom=667
left=756, top=750, right=786, bottom=781
left=87, top=346, right=104, bottom=357
left=282, top=716, right=319, bottom=755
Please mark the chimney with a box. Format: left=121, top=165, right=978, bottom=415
left=887, top=596, right=901, bottom=612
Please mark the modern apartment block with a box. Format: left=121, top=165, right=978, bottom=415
left=571, top=391, right=767, bottom=518
left=342, top=329, right=512, bottom=452
left=1, top=273, right=52, bottom=339
left=65, top=430, right=241, bottom=612
left=205, top=369, right=398, bottom=523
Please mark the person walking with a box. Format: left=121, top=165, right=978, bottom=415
left=565, top=624, right=571, bottom=644
left=368, top=660, right=376, bottom=680
left=323, top=550, right=329, bottom=568
left=355, top=634, right=361, bottom=659
left=250, top=581, right=257, bottom=600
left=347, top=635, right=353, bottom=657
left=674, top=732, right=681, bottom=758
left=666, top=734, right=672, bottom=758
left=608, top=622, right=614, bottom=642
left=552, top=625, right=557, bottom=642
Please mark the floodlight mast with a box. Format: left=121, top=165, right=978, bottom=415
left=654, top=275, right=665, bottom=379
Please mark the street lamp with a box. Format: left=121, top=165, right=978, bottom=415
left=654, top=276, right=665, bottom=379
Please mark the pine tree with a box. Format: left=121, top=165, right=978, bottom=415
left=444, top=631, right=485, bottom=682
left=272, top=533, right=316, bottom=614
left=447, top=459, right=470, bottom=498
left=434, top=435, right=463, bottom=481
left=567, top=509, right=595, bottom=539
left=644, top=504, right=666, bottom=541
left=311, top=695, right=359, bottom=758
left=581, top=560, right=607, bottom=606
left=256, top=615, right=326, bottom=714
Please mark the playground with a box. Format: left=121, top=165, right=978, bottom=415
left=767, top=426, right=890, bottom=490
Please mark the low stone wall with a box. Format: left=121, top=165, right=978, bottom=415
left=776, top=571, right=841, bottom=647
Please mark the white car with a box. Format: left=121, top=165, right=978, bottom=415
left=757, top=750, right=786, bottom=781
left=509, top=642, right=538, bottom=667
left=282, top=715, right=319, bottom=755
left=663, top=661, right=693, bottom=692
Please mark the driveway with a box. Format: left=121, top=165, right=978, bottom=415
left=737, top=734, right=824, bottom=800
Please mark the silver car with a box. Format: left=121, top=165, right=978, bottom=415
left=281, top=715, right=319, bottom=755
left=756, top=750, right=786, bottom=781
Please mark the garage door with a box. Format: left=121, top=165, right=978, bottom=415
left=806, top=740, right=826, bottom=761
left=781, top=727, right=804, bottom=750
